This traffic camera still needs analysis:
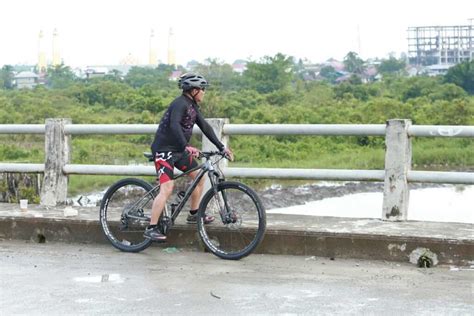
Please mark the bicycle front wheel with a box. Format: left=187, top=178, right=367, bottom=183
left=100, top=178, right=155, bottom=252
left=197, top=181, right=266, bottom=260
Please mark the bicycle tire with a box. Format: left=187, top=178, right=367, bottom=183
left=100, top=178, right=155, bottom=252
left=197, top=181, right=266, bottom=260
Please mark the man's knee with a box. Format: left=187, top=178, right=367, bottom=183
left=159, top=181, right=174, bottom=197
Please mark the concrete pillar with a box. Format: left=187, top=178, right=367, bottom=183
left=382, top=119, right=412, bottom=221
left=201, top=118, right=229, bottom=192
left=40, top=118, right=71, bottom=206
left=201, top=118, right=229, bottom=167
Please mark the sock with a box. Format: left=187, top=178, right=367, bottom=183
left=147, top=224, right=157, bottom=229
left=189, top=209, right=198, bottom=215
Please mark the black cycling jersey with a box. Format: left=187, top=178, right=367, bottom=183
left=151, top=94, right=224, bottom=153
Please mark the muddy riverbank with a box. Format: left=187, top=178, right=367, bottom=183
left=70, top=180, right=445, bottom=210
left=257, top=181, right=445, bottom=210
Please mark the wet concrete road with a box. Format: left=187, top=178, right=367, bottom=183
left=1, top=240, right=473, bottom=315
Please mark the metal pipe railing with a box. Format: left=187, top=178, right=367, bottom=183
left=408, top=125, right=474, bottom=137
left=60, top=164, right=474, bottom=184
left=1, top=120, right=473, bottom=220
left=2, top=123, right=474, bottom=137
left=0, top=125, right=45, bottom=134
left=223, top=124, right=386, bottom=136
left=0, top=163, right=45, bottom=173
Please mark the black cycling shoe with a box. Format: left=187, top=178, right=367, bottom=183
left=186, top=213, right=215, bottom=224
left=143, top=227, right=167, bottom=242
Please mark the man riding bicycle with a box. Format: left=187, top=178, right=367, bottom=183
left=144, top=73, right=233, bottom=242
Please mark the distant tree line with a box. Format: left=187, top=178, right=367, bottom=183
left=0, top=53, right=472, bottom=175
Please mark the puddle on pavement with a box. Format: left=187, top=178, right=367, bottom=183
left=73, top=274, right=124, bottom=284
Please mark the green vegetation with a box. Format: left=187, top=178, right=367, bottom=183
left=444, top=60, right=474, bottom=94
left=1, top=56, right=473, bottom=195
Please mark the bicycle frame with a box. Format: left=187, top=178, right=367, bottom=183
left=166, top=158, right=220, bottom=223
left=125, top=153, right=225, bottom=227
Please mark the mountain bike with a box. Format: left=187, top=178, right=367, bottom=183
left=99, top=151, right=266, bottom=260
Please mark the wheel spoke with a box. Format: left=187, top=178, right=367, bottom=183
left=198, top=182, right=266, bottom=260
left=100, top=178, right=155, bottom=252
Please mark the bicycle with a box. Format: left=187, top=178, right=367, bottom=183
left=99, top=151, right=266, bottom=260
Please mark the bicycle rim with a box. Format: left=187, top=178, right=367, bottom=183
left=100, top=178, right=155, bottom=252
left=198, top=181, right=266, bottom=260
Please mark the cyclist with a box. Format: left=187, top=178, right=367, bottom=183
left=144, top=73, right=233, bottom=242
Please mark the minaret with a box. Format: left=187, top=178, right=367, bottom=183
left=38, top=30, right=47, bottom=73
left=52, top=28, right=61, bottom=66
left=149, top=29, right=158, bottom=66
left=167, top=27, right=176, bottom=67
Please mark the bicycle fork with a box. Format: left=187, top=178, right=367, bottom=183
left=208, top=171, right=236, bottom=225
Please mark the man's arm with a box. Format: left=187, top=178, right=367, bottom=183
left=195, top=110, right=225, bottom=151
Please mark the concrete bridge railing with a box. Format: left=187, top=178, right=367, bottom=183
left=1, top=118, right=473, bottom=221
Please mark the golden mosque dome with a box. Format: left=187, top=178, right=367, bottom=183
left=119, top=53, right=140, bottom=65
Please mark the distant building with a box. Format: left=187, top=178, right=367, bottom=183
left=81, top=65, right=135, bottom=79
left=323, top=58, right=345, bottom=72
left=38, top=30, right=47, bottom=74
left=168, top=28, right=176, bottom=67
left=84, top=67, right=108, bottom=79
left=149, top=29, right=158, bottom=66
left=52, top=28, right=61, bottom=67
left=169, top=70, right=182, bottom=81
left=362, top=65, right=379, bottom=82
left=120, top=53, right=140, bottom=66
left=424, top=63, right=455, bottom=76
left=186, top=60, right=199, bottom=71
left=407, top=25, right=473, bottom=66
left=334, top=73, right=352, bottom=83
left=232, top=59, right=247, bottom=74
left=14, top=71, right=39, bottom=89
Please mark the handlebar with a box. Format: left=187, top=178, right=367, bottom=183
left=144, top=150, right=230, bottom=162
left=198, top=150, right=228, bottom=160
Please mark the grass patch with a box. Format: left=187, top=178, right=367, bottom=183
left=412, top=138, right=474, bottom=170
left=68, top=175, right=156, bottom=196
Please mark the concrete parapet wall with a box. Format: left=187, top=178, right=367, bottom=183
left=1, top=204, right=472, bottom=266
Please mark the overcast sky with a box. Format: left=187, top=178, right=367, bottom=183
left=1, top=0, right=472, bottom=67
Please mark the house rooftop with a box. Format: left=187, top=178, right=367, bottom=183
left=14, top=71, right=38, bottom=79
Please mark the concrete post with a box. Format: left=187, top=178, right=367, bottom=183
left=40, top=118, right=71, bottom=206
left=201, top=118, right=229, bottom=192
left=201, top=118, right=229, bottom=166
left=382, top=119, right=412, bottom=221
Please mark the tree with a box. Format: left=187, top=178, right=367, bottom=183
left=319, top=65, right=339, bottom=83
left=47, top=64, right=76, bottom=89
left=193, top=59, right=241, bottom=90
left=343, top=52, right=365, bottom=74
left=377, top=57, right=406, bottom=75
left=0, top=65, right=15, bottom=89
left=103, top=69, right=123, bottom=81
left=444, top=60, right=474, bottom=95
left=124, top=65, right=174, bottom=88
left=243, top=53, right=296, bottom=93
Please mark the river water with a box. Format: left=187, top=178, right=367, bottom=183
left=267, top=184, right=474, bottom=224
left=71, top=183, right=473, bottom=224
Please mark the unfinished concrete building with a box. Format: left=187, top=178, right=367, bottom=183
left=407, top=25, right=473, bottom=66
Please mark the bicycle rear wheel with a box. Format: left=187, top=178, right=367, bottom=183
left=100, top=178, right=155, bottom=252
left=197, top=181, right=266, bottom=260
